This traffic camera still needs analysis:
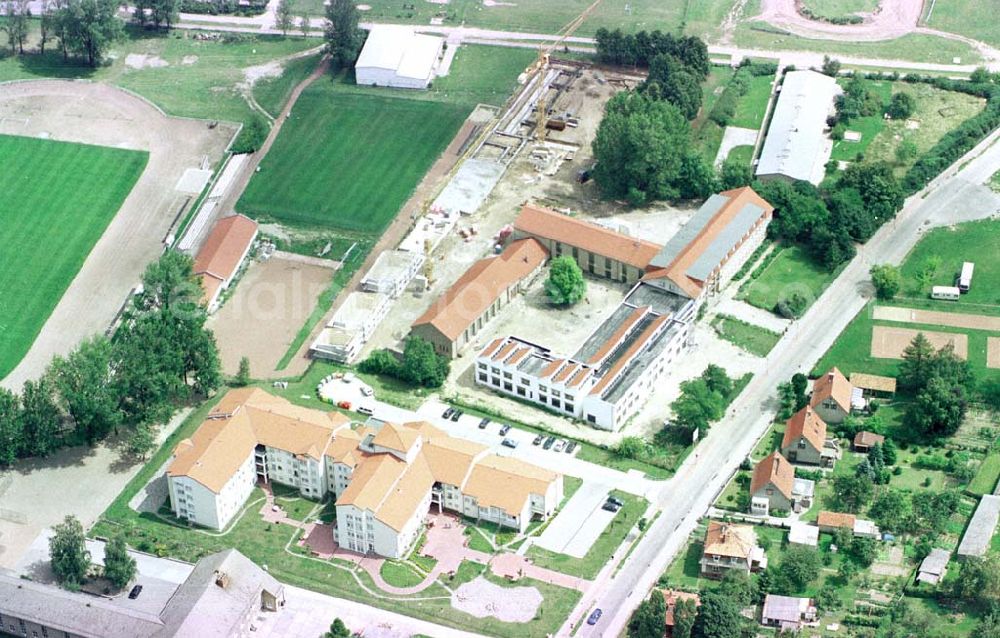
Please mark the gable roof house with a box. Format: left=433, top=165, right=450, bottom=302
left=411, top=238, right=548, bottom=358
left=662, top=589, right=701, bottom=637
left=811, top=367, right=858, bottom=424
left=642, top=187, right=774, bottom=299
left=750, top=451, right=795, bottom=515
left=700, top=521, right=768, bottom=578
left=192, top=214, right=258, bottom=313
left=781, top=405, right=837, bottom=467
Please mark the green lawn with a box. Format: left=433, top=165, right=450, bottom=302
left=737, top=245, right=838, bottom=315
left=0, top=24, right=318, bottom=129
left=921, top=0, right=1000, bottom=49
left=336, top=0, right=732, bottom=39
left=237, top=88, right=467, bottom=232
left=726, top=144, right=755, bottom=166
left=711, top=314, right=781, bottom=357
left=801, top=0, right=878, bottom=19
left=381, top=561, right=427, bottom=588
left=968, top=451, right=1000, bottom=496
left=898, top=220, right=1000, bottom=307
left=525, top=490, right=647, bottom=579
left=829, top=79, right=893, bottom=163
left=252, top=52, right=323, bottom=118
left=0, top=135, right=147, bottom=379
left=730, top=73, right=774, bottom=130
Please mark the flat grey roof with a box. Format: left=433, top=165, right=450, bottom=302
left=958, top=495, right=1000, bottom=557
left=624, top=283, right=690, bottom=316
left=603, top=319, right=684, bottom=404
left=763, top=595, right=808, bottom=622
left=572, top=304, right=638, bottom=364
left=518, top=353, right=551, bottom=376
left=919, top=548, right=951, bottom=576
left=649, top=194, right=727, bottom=270
left=363, top=250, right=420, bottom=281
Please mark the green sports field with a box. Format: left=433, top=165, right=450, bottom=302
left=0, top=135, right=147, bottom=379
left=237, top=90, right=468, bottom=233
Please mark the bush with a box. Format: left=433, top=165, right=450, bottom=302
left=709, top=69, right=751, bottom=127
left=774, top=292, right=808, bottom=319
left=886, top=92, right=916, bottom=119
left=231, top=115, right=269, bottom=154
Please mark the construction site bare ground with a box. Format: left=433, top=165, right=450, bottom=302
left=0, top=80, right=236, bottom=390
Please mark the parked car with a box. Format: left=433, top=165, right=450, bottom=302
left=358, top=406, right=374, bottom=416
left=542, top=436, right=556, bottom=450
left=553, top=439, right=566, bottom=453
left=337, top=400, right=351, bottom=410
left=565, top=441, right=577, bottom=454
left=498, top=424, right=511, bottom=436
left=532, top=434, right=544, bottom=446
left=360, top=385, right=373, bottom=397
left=587, top=609, right=603, bottom=625
left=450, top=410, right=463, bottom=422
left=601, top=502, right=620, bottom=513
left=501, top=438, right=518, bottom=449
left=479, top=417, right=491, bottom=429
left=128, top=585, right=143, bottom=600
left=607, top=496, right=624, bottom=508
left=442, top=407, right=454, bottom=419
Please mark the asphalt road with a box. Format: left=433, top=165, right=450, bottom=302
left=566, top=129, right=1000, bottom=638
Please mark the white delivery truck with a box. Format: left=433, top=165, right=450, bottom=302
left=957, top=262, right=975, bottom=293
left=931, top=285, right=961, bottom=301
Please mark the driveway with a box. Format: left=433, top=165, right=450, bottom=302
left=534, top=481, right=614, bottom=558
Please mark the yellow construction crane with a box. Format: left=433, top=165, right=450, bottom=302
left=527, top=0, right=605, bottom=140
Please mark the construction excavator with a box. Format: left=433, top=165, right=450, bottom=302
left=524, top=0, right=605, bottom=140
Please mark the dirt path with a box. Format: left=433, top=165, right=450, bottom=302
left=0, top=81, right=236, bottom=391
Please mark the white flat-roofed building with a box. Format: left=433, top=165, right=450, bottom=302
left=756, top=70, right=840, bottom=185
left=361, top=250, right=424, bottom=297
left=311, top=291, right=391, bottom=363
left=355, top=25, right=444, bottom=89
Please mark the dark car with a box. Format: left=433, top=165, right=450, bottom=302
left=479, top=417, right=491, bottom=429
left=501, top=438, right=518, bottom=449
left=498, top=424, right=511, bottom=436
left=442, top=407, right=454, bottom=419
left=542, top=436, right=556, bottom=450
left=565, top=441, right=577, bottom=454
left=607, top=495, right=624, bottom=508
left=450, top=410, right=463, bottom=422
left=601, top=502, right=620, bottom=513
left=128, top=585, right=143, bottom=600
left=587, top=609, right=603, bottom=625
left=532, top=434, right=544, bottom=446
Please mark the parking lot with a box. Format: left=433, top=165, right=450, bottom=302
left=533, top=481, right=616, bottom=558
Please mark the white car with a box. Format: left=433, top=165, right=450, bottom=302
left=360, top=385, right=374, bottom=397
left=553, top=439, right=566, bottom=453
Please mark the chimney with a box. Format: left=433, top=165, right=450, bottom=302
left=215, top=571, right=230, bottom=589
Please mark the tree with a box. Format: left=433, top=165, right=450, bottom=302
left=61, top=0, right=125, bottom=67
left=702, top=365, right=734, bottom=399
left=906, top=376, right=967, bottom=439
left=629, top=591, right=666, bottom=638
left=898, top=332, right=935, bottom=392
left=50, top=515, right=90, bottom=586
left=147, top=0, right=179, bottom=29
left=39, top=0, right=54, bottom=54
left=886, top=92, right=916, bottom=119
left=777, top=546, right=820, bottom=593
left=692, top=591, right=742, bottom=638
left=717, top=569, right=755, bottom=607
left=126, top=422, right=156, bottom=460
left=719, top=157, right=753, bottom=190
left=821, top=55, right=841, bottom=77
left=234, top=356, right=252, bottom=387
left=673, top=598, right=697, bottom=638
left=19, top=378, right=62, bottom=458
left=276, top=0, right=295, bottom=36
left=324, top=618, right=352, bottom=638
left=973, top=615, right=1000, bottom=638
left=837, top=161, right=904, bottom=229
left=544, top=256, right=586, bottom=305
left=952, top=555, right=1000, bottom=610
left=0, top=389, right=21, bottom=467
left=102, top=535, right=136, bottom=590
left=915, top=255, right=941, bottom=294
left=615, top=436, right=647, bottom=460
left=50, top=336, right=121, bottom=446
left=644, top=53, right=702, bottom=119
left=671, top=378, right=725, bottom=434
left=869, top=264, right=901, bottom=300
left=592, top=90, right=691, bottom=204
left=4, top=0, right=30, bottom=54
left=848, top=536, right=878, bottom=567
left=833, top=474, right=873, bottom=512
left=777, top=382, right=797, bottom=420
left=324, top=0, right=363, bottom=69
left=298, top=12, right=311, bottom=37
left=398, top=336, right=449, bottom=388
left=790, top=373, right=809, bottom=410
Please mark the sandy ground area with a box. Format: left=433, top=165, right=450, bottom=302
left=757, top=0, right=921, bottom=42
left=209, top=255, right=335, bottom=377
left=874, top=305, right=1000, bottom=331
left=0, top=408, right=190, bottom=569
left=451, top=577, right=542, bottom=623
left=0, top=81, right=237, bottom=391
left=871, top=325, right=968, bottom=359
left=988, top=337, right=1000, bottom=369
left=714, top=126, right=759, bottom=166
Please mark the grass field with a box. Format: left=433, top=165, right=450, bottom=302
left=329, top=0, right=733, bottom=39
left=0, top=24, right=317, bottom=128
left=730, top=73, right=774, bottom=130
left=899, top=220, right=1000, bottom=306
left=711, top=314, right=781, bottom=357
left=237, top=89, right=467, bottom=232
left=738, top=245, right=838, bottom=315
left=693, top=66, right=736, bottom=162
left=829, top=78, right=893, bottom=163
left=252, top=52, right=323, bottom=118
left=0, top=135, right=147, bottom=379
left=801, top=0, right=878, bottom=19
left=921, top=0, right=1000, bottom=49
left=726, top=144, right=755, bottom=166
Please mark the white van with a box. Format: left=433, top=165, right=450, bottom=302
left=931, top=285, right=961, bottom=301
